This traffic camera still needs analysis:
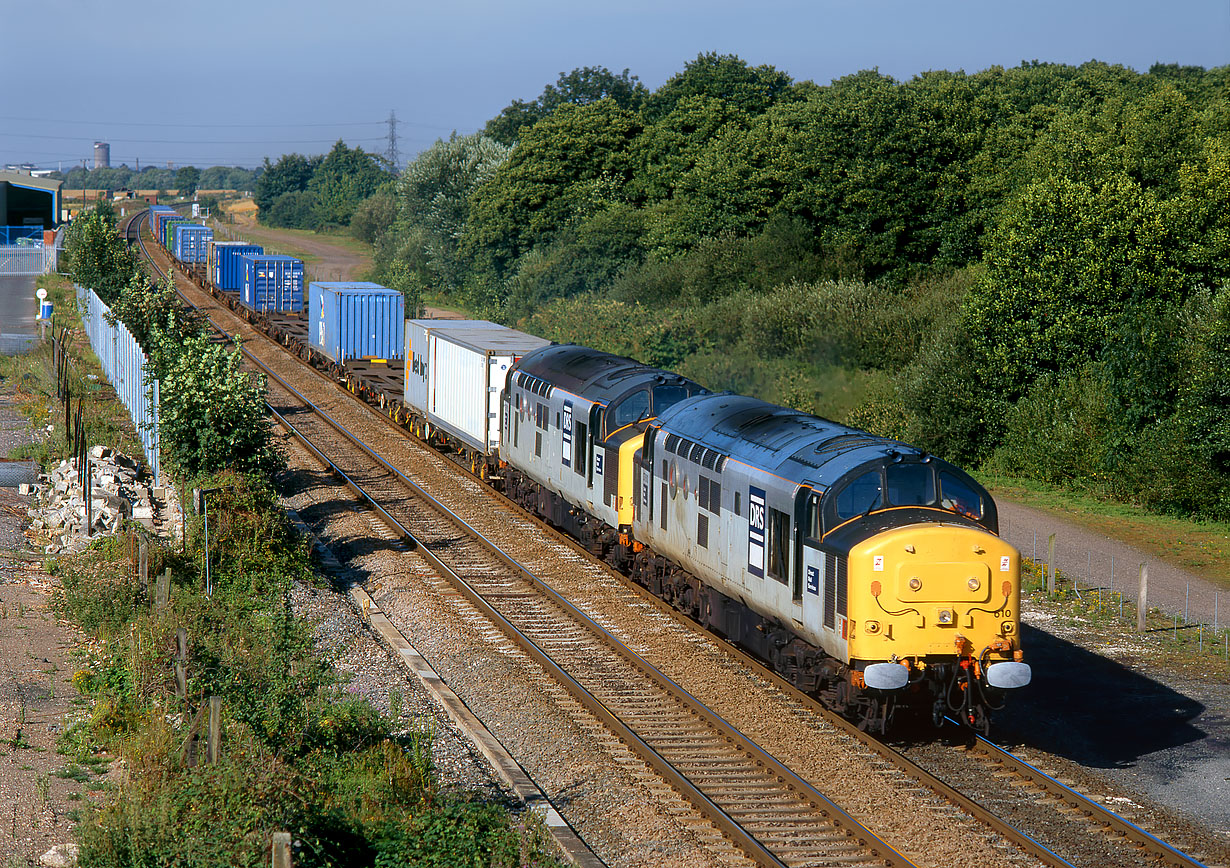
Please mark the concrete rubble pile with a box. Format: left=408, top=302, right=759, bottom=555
left=24, top=445, right=180, bottom=555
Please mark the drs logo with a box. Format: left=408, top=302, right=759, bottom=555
left=747, top=486, right=766, bottom=578
left=561, top=401, right=573, bottom=468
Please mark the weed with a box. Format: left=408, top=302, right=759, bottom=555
left=54, top=764, right=91, bottom=782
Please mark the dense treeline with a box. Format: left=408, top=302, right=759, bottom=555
left=359, top=56, right=1230, bottom=521
left=255, top=139, right=392, bottom=230
left=57, top=164, right=259, bottom=193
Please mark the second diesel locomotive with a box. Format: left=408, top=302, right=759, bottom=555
left=501, top=344, right=1030, bottom=733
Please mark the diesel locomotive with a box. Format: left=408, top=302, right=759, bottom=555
left=501, top=344, right=1030, bottom=734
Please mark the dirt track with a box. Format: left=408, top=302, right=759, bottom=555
left=998, top=499, right=1227, bottom=626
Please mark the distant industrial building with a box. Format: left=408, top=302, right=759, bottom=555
left=0, top=171, right=63, bottom=230
left=94, top=141, right=110, bottom=169
left=2, top=164, right=55, bottom=178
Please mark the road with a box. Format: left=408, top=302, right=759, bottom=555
left=0, top=275, right=39, bottom=355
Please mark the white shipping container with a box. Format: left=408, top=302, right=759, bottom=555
left=403, top=320, right=549, bottom=454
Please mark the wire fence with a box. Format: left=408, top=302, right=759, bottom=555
left=75, top=284, right=161, bottom=484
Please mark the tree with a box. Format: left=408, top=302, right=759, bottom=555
left=374, top=133, right=510, bottom=295
left=308, top=140, right=392, bottom=226
left=641, top=52, right=795, bottom=123
left=155, top=331, right=280, bottom=477
left=965, top=173, right=1184, bottom=398
left=484, top=67, right=648, bottom=145
left=254, top=153, right=319, bottom=218
left=173, top=166, right=201, bottom=196
left=350, top=186, right=398, bottom=245
left=62, top=209, right=143, bottom=303
left=462, top=100, right=642, bottom=283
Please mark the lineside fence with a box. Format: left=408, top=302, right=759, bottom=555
left=74, top=284, right=161, bottom=483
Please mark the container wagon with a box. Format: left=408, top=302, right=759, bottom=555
left=404, top=320, right=548, bottom=457
left=209, top=242, right=263, bottom=291
left=308, top=282, right=404, bottom=364
left=147, top=206, right=174, bottom=240
left=173, top=223, right=213, bottom=264
left=163, top=217, right=190, bottom=252
left=240, top=254, right=304, bottom=313
left=149, top=208, right=178, bottom=244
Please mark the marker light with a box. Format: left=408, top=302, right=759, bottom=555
left=967, top=576, right=981, bottom=592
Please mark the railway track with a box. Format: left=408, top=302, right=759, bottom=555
left=120, top=209, right=1218, bottom=868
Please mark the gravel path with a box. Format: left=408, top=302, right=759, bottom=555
left=999, top=500, right=1227, bottom=627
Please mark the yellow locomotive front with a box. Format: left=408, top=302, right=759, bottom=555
left=848, top=522, right=1030, bottom=732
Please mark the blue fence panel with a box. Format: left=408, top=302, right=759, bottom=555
left=0, top=226, right=43, bottom=245
left=75, top=285, right=161, bottom=484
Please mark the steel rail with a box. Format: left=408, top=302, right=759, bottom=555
left=131, top=208, right=911, bottom=868
left=954, top=722, right=1209, bottom=868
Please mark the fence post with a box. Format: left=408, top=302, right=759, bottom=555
left=156, top=568, right=170, bottom=612
left=1046, top=533, right=1056, bottom=594
left=139, top=538, right=148, bottom=599
left=175, top=628, right=188, bottom=698
left=272, top=832, right=292, bottom=868
left=1137, top=564, right=1149, bottom=632
left=207, top=696, right=222, bottom=764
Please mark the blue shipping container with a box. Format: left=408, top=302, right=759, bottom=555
left=154, top=210, right=181, bottom=242
left=148, top=207, right=175, bottom=242
left=173, top=224, right=213, bottom=263
left=241, top=255, right=305, bottom=313
left=212, top=243, right=263, bottom=290
left=309, top=282, right=405, bottom=364
left=163, top=218, right=190, bottom=251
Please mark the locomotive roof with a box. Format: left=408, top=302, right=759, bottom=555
left=656, top=393, right=924, bottom=488
left=515, top=344, right=702, bottom=402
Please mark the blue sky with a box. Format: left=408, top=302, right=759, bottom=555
left=3, top=0, right=1226, bottom=170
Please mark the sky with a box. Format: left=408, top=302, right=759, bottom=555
left=2, top=0, right=1226, bottom=171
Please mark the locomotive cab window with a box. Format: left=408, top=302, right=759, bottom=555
left=885, top=463, right=936, bottom=507
left=835, top=470, right=883, bottom=520
left=939, top=471, right=983, bottom=519
left=804, top=493, right=822, bottom=543
left=652, top=384, right=689, bottom=415
left=607, top=390, right=650, bottom=435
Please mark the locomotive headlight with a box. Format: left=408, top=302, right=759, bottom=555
left=865, top=620, right=881, bottom=634
left=908, top=577, right=922, bottom=591
left=937, top=609, right=954, bottom=625
left=967, top=576, right=981, bottom=592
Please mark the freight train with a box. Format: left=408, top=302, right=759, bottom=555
left=148, top=208, right=1030, bottom=734
left=400, top=322, right=1030, bottom=735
